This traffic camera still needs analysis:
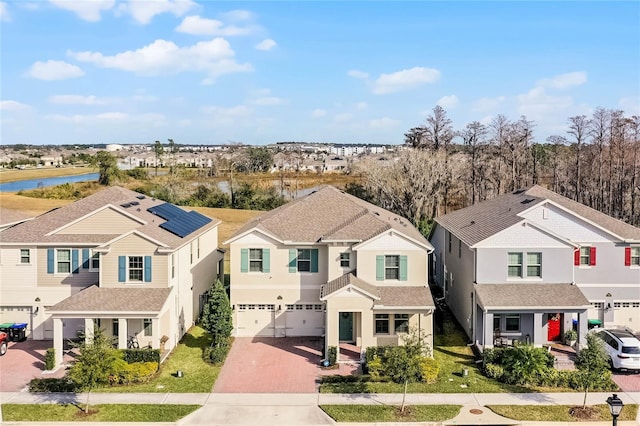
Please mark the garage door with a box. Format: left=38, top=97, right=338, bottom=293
left=285, top=304, right=324, bottom=336
left=236, top=304, right=275, bottom=337
left=615, top=302, right=640, bottom=332
left=0, top=306, right=32, bottom=336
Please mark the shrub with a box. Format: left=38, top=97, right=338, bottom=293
left=483, top=363, right=504, bottom=380
left=126, top=168, right=149, bottom=180
left=29, top=378, right=78, bottom=393
left=500, top=345, right=554, bottom=385
left=367, top=357, right=384, bottom=379
left=44, top=348, right=56, bottom=371
left=563, top=329, right=578, bottom=343
left=109, top=360, right=158, bottom=385
left=203, top=340, right=231, bottom=365
left=120, top=348, right=160, bottom=364
left=419, top=357, right=440, bottom=383
left=327, top=346, right=337, bottom=366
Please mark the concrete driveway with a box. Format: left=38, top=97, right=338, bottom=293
left=213, top=337, right=324, bottom=393
left=0, top=339, right=66, bottom=392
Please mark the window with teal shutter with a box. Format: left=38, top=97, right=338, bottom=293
left=47, top=249, right=54, bottom=274
left=399, top=255, right=408, bottom=281
left=82, top=249, right=90, bottom=269
left=240, top=248, right=249, bottom=273
left=118, top=256, right=126, bottom=282
left=263, top=248, right=270, bottom=273
left=72, top=249, right=79, bottom=274
left=289, top=249, right=297, bottom=273
left=144, top=256, right=152, bottom=282
left=376, top=255, right=384, bottom=281
left=310, top=249, right=318, bottom=273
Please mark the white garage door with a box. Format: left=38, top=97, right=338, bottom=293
left=285, top=304, right=324, bottom=337
left=615, top=302, right=640, bottom=332
left=236, top=304, right=275, bottom=337
left=0, top=306, right=32, bottom=335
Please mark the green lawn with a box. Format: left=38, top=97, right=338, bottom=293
left=320, top=405, right=461, bottom=422
left=1, top=404, right=199, bottom=422
left=488, top=404, right=639, bottom=422
left=97, top=326, right=222, bottom=393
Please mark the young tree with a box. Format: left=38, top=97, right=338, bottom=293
left=384, top=346, right=422, bottom=413
left=574, top=333, right=611, bottom=409
left=200, top=280, right=233, bottom=346
left=68, top=327, right=118, bottom=413
left=153, top=140, right=164, bottom=176
left=92, top=151, right=120, bottom=186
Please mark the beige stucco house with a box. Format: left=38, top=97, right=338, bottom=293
left=0, top=186, right=223, bottom=366
left=225, top=185, right=435, bottom=361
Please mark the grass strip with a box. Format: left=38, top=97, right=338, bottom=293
left=320, top=404, right=461, bottom=422
left=1, top=404, right=199, bottom=422
left=488, top=404, right=638, bottom=422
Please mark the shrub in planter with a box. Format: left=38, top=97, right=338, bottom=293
left=419, top=357, right=440, bottom=384
left=327, top=346, right=337, bottom=366
left=44, top=348, right=56, bottom=371
left=563, top=329, right=578, bottom=345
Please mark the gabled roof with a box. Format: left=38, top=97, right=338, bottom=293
left=435, top=185, right=640, bottom=246
left=227, top=185, right=430, bottom=247
left=0, top=208, right=33, bottom=229
left=475, top=283, right=590, bottom=310
left=0, top=186, right=220, bottom=249
left=48, top=285, right=171, bottom=313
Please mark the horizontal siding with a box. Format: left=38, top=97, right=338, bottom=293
left=0, top=247, right=37, bottom=288
left=36, top=247, right=98, bottom=288
left=56, top=207, right=142, bottom=235
left=101, top=234, right=168, bottom=288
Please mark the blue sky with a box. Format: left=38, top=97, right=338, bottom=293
left=1, top=1, right=638, bottom=146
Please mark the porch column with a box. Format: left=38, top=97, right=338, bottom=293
left=484, top=312, right=494, bottom=348
left=533, top=313, right=544, bottom=347
left=84, top=318, right=94, bottom=344
left=577, top=310, right=588, bottom=349
left=151, top=318, right=159, bottom=349
left=53, top=318, right=64, bottom=367
left=118, top=318, right=128, bottom=349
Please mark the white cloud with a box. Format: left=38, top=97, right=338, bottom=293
left=48, top=0, right=115, bottom=22
left=0, top=100, right=30, bottom=111
left=537, top=71, right=587, bottom=89
left=48, top=95, right=107, bottom=105
left=201, top=104, right=252, bottom=126
left=348, top=70, right=368, bottom=79
left=253, top=97, right=286, bottom=106
left=372, top=67, right=440, bottom=94
left=437, top=95, right=459, bottom=109
left=27, top=60, right=84, bottom=80
left=117, top=0, right=196, bottom=24
left=0, top=2, right=10, bottom=21
left=221, top=9, right=252, bottom=21
left=255, top=39, right=276, bottom=51
left=175, top=15, right=254, bottom=36
left=311, top=109, right=326, bottom=118
left=370, top=117, right=400, bottom=128
left=334, top=113, right=353, bottom=123
left=355, top=102, right=368, bottom=110
left=472, top=96, right=506, bottom=112
left=618, top=97, right=640, bottom=115
left=45, top=111, right=166, bottom=124
left=69, top=38, right=252, bottom=82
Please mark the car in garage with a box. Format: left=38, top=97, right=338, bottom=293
left=0, top=331, right=8, bottom=356
left=595, top=328, right=640, bottom=373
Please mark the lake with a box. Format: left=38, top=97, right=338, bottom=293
left=0, top=173, right=99, bottom=192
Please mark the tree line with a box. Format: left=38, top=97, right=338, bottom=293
left=353, top=106, right=640, bottom=229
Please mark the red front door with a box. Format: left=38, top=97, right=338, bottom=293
left=547, top=313, right=561, bottom=341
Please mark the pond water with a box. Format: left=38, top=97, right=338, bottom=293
left=216, top=180, right=322, bottom=199
left=0, top=173, right=99, bottom=192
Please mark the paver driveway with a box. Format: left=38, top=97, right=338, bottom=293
left=213, top=337, right=323, bottom=393
left=0, top=340, right=66, bottom=391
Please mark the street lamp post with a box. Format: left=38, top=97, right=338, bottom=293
left=606, top=394, right=624, bottom=426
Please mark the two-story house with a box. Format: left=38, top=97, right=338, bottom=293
left=430, top=185, right=640, bottom=351
left=225, top=185, right=435, bottom=361
left=0, top=186, right=224, bottom=366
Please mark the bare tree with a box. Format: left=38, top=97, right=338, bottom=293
left=458, top=121, right=488, bottom=204
left=567, top=115, right=589, bottom=203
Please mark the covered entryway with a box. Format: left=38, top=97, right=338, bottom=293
left=284, top=304, right=324, bottom=336
left=547, top=313, right=562, bottom=341
left=339, top=312, right=353, bottom=341
left=236, top=306, right=275, bottom=337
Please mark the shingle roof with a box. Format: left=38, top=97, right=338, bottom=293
left=228, top=185, right=430, bottom=246
left=435, top=185, right=640, bottom=246
left=0, top=186, right=220, bottom=248
left=475, top=283, right=590, bottom=309
left=48, top=285, right=171, bottom=313
left=0, top=208, right=33, bottom=228
left=320, top=272, right=434, bottom=308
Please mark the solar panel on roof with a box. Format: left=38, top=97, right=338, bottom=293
left=147, top=203, right=184, bottom=220
left=152, top=203, right=212, bottom=237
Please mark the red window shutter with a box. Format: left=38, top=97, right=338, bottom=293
left=574, top=250, right=580, bottom=266
left=625, top=247, right=631, bottom=266
left=590, top=247, right=596, bottom=266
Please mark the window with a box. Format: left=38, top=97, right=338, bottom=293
left=297, top=249, right=311, bottom=272
left=314, top=304, right=323, bottom=311
left=20, top=249, right=30, bottom=264
left=171, top=254, right=175, bottom=278
left=505, top=314, right=520, bottom=332
left=190, top=242, right=194, bottom=264
left=57, top=249, right=71, bottom=273
left=286, top=304, right=294, bottom=311
left=129, top=256, right=143, bottom=281
left=91, top=252, right=100, bottom=270
left=112, top=319, right=119, bottom=337
left=385, top=255, right=400, bottom=280
left=249, top=249, right=263, bottom=272
left=580, top=247, right=591, bottom=265
left=197, top=238, right=200, bottom=259
left=527, top=252, right=542, bottom=278
left=507, top=252, right=522, bottom=278
left=340, top=252, right=350, bottom=267
left=458, top=239, right=462, bottom=258
left=493, top=315, right=501, bottom=331
left=630, top=247, right=640, bottom=266
left=448, top=232, right=452, bottom=252
left=394, top=314, right=409, bottom=333
left=375, top=314, right=389, bottom=334
left=143, top=318, right=152, bottom=336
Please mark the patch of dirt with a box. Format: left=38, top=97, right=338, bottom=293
left=75, top=409, right=98, bottom=418
left=569, top=406, right=599, bottom=420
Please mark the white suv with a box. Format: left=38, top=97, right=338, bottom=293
left=596, top=329, right=640, bottom=373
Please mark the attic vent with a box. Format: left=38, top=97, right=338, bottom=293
left=129, top=201, right=140, bottom=206
left=513, top=189, right=526, bottom=195
left=120, top=203, right=132, bottom=208
left=374, top=212, right=380, bottom=216
left=521, top=198, right=535, bottom=204
left=136, top=195, right=146, bottom=200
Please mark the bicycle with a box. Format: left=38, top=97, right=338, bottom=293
left=127, top=335, right=139, bottom=349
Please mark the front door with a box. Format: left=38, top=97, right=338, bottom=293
left=339, top=312, right=353, bottom=341
left=547, top=313, right=561, bottom=341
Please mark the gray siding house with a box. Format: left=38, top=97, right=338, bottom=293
left=430, top=185, right=640, bottom=351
